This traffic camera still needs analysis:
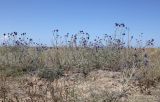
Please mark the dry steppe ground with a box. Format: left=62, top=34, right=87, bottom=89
left=1, top=68, right=160, bottom=102
left=0, top=30, right=160, bottom=102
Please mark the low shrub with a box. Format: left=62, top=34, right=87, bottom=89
left=38, top=68, right=64, bottom=81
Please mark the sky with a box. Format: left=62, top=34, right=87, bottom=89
left=0, top=0, right=160, bottom=46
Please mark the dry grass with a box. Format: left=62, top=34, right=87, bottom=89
left=0, top=24, right=160, bottom=101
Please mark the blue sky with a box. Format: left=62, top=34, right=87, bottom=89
left=0, top=0, right=160, bottom=46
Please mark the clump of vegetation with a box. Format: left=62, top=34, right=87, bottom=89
left=38, top=68, right=64, bottom=81
left=0, top=32, right=47, bottom=76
